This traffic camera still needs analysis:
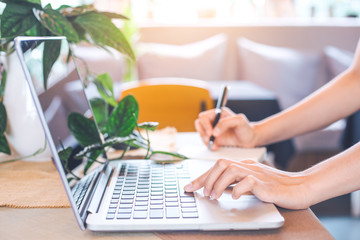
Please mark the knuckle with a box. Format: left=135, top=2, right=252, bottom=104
left=216, top=158, right=229, bottom=168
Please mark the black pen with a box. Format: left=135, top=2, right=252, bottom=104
left=209, top=85, right=229, bottom=150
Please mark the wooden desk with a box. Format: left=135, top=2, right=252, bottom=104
left=0, top=207, right=332, bottom=239
left=0, top=133, right=332, bottom=239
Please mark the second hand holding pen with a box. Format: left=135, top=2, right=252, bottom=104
left=208, top=85, right=229, bottom=150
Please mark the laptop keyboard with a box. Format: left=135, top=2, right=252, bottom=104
left=106, top=162, right=199, bottom=220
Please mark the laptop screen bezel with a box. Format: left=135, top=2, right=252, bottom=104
left=14, top=36, right=110, bottom=231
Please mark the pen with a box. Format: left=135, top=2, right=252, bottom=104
left=209, top=85, right=229, bottom=150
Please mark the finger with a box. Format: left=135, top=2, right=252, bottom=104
left=203, top=158, right=233, bottom=196
left=198, top=110, right=216, bottom=138
left=232, top=175, right=258, bottom=199
left=211, top=164, right=251, bottom=199
left=183, top=168, right=211, bottom=192
left=195, top=119, right=209, bottom=146
left=213, top=114, right=249, bottom=138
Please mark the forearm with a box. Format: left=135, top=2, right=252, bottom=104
left=302, top=142, right=360, bottom=206
left=253, top=68, right=360, bottom=146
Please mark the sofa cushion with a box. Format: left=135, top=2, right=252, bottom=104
left=324, top=46, right=354, bottom=78
left=137, top=34, right=227, bottom=81
left=236, top=37, right=327, bottom=110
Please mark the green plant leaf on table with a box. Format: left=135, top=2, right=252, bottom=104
left=94, top=73, right=117, bottom=107
left=0, top=102, right=10, bottom=155
left=38, top=5, right=79, bottom=43
left=0, top=101, right=7, bottom=133
left=74, top=12, right=135, bottom=61
left=90, top=97, right=108, bottom=133
left=43, top=39, right=61, bottom=90
left=138, top=122, right=159, bottom=132
left=0, top=2, right=39, bottom=39
left=58, top=146, right=72, bottom=169
left=75, top=136, right=136, bottom=159
left=0, top=134, right=11, bottom=155
left=67, top=112, right=101, bottom=147
left=0, top=68, right=7, bottom=101
left=83, top=149, right=103, bottom=175
left=106, top=95, right=138, bottom=137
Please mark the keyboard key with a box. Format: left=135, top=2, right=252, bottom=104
left=180, top=198, right=195, bottom=203
left=137, top=189, right=149, bottom=193
left=135, top=201, right=148, bottom=206
left=121, top=195, right=134, bottom=199
left=119, top=204, right=133, bottom=209
left=150, top=205, right=163, bottom=209
left=150, top=209, right=164, bottom=219
left=151, top=196, right=163, bottom=200
left=182, top=212, right=199, bottom=218
left=134, top=206, right=148, bottom=211
left=117, top=213, right=131, bottom=219
left=165, top=193, right=178, bottom=198
left=165, top=198, right=178, bottom=202
left=106, top=213, right=115, bottom=219
left=181, top=208, right=198, bottom=213
left=151, top=192, right=163, bottom=196
left=118, top=208, right=132, bottom=213
left=136, top=197, right=149, bottom=201
left=120, top=199, right=133, bottom=204
left=136, top=193, right=149, bottom=197
left=150, top=200, right=163, bottom=205
left=166, top=202, right=179, bottom=207
left=123, top=187, right=136, bottom=191
left=109, top=204, right=118, bottom=209
left=122, top=190, right=135, bottom=195
left=166, top=207, right=180, bottom=218
left=180, top=192, right=194, bottom=197
left=133, top=211, right=147, bottom=219
left=107, top=209, right=116, bottom=214
left=181, top=203, right=196, bottom=208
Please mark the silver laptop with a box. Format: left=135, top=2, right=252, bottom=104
left=15, top=36, right=284, bottom=231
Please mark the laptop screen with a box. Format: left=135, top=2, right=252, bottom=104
left=15, top=37, right=107, bottom=228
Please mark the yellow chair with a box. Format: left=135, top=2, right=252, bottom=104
left=118, top=78, right=214, bottom=132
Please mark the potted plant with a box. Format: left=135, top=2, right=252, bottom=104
left=0, top=0, right=187, bottom=167
left=0, top=0, right=135, bottom=158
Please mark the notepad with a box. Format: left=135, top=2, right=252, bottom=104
left=177, top=145, right=267, bottom=162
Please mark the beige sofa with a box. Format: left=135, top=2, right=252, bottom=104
left=74, top=21, right=360, bottom=153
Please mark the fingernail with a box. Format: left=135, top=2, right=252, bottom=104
left=203, top=188, right=210, bottom=196
left=210, top=190, right=216, bottom=200
left=213, top=128, right=220, bottom=136
left=184, top=183, right=192, bottom=192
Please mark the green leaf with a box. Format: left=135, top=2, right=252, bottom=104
left=42, top=39, right=61, bottom=90
left=67, top=112, right=101, bottom=147
left=89, top=97, right=108, bottom=132
left=58, top=146, right=72, bottom=169
left=0, top=101, right=7, bottom=133
left=59, top=4, right=95, bottom=17
left=74, top=12, right=135, bottom=61
left=1, top=3, right=39, bottom=39
left=138, top=122, right=159, bottom=131
left=94, top=73, right=117, bottom=106
left=150, top=151, right=188, bottom=160
left=75, top=136, right=135, bottom=159
left=99, top=12, right=129, bottom=20
left=38, top=7, right=79, bottom=42
left=0, top=134, right=11, bottom=155
left=106, top=95, right=138, bottom=137
left=84, top=149, right=103, bottom=175
left=0, top=68, right=7, bottom=100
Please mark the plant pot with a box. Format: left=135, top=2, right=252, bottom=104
left=0, top=52, right=51, bottom=161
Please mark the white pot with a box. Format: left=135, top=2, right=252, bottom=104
left=0, top=52, right=51, bottom=161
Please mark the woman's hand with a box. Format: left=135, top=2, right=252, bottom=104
left=184, top=158, right=311, bottom=210
left=195, top=107, right=258, bottom=150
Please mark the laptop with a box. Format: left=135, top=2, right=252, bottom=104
left=14, top=36, right=284, bottom=231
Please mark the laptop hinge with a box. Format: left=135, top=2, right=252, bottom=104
left=87, top=164, right=113, bottom=214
